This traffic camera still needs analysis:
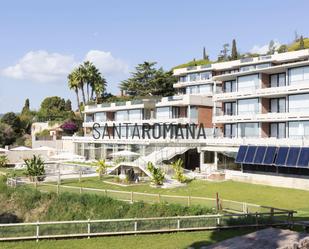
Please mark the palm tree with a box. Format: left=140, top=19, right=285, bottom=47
left=68, top=71, right=81, bottom=115
left=74, top=67, right=87, bottom=105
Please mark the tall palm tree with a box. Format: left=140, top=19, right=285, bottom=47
left=74, top=67, right=87, bottom=105
left=68, top=71, right=82, bottom=115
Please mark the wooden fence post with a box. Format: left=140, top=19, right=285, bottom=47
left=58, top=170, right=61, bottom=185
left=158, top=194, right=161, bottom=203
left=57, top=183, right=59, bottom=195
left=88, top=219, right=91, bottom=239
left=36, top=221, right=40, bottom=242
left=131, top=191, right=134, bottom=203
left=134, top=219, right=138, bottom=232
left=187, top=196, right=191, bottom=206
left=177, top=218, right=180, bottom=230
left=79, top=170, right=82, bottom=183
left=216, top=192, right=219, bottom=212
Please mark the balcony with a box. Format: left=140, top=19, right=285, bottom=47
left=213, top=111, right=309, bottom=123
left=214, top=81, right=309, bottom=101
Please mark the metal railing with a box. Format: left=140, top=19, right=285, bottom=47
left=0, top=211, right=294, bottom=242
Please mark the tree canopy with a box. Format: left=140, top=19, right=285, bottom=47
left=120, top=62, right=176, bottom=97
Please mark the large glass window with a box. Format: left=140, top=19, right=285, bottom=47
left=289, top=66, right=309, bottom=85
left=224, top=80, right=236, bottom=93
left=237, top=98, right=259, bottom=115
left=190, top=106, right=198, bottom=120
left=270, top=73, right=286, bottom=87
left=289, top=121, right=309, bottom=138
left=115, top=110, right=128, bottom=121
left=237, top=74, right=259, bottom=91
left=270, top=98, right=286, bottom=113
left=172, top=107, right=180, bottom=118
left=224, top=102, right=236, bottom=116
left=128, top=109, right=142, bottom=121
left=200, top=71, right=212, bottom=80
left=179, top=76, right=187, bottom=82
left=94, top=112, right=106, bottom=122
left=188, top=73, right=199, bottom=81
left=270, top=123, right=286, bottom=138
left=156, top=107, right=170, bottom=119
left=238, top=123, right=259, bottom=138
left=224, top=123, right=236, bottom=138
left=199, top=84, right=212, bottom=94
left=289, top=94, right=309, bottom=113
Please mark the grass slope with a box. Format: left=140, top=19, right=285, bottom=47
left=57, top=177, right=309, bottom=216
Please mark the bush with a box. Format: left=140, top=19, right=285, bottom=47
left=171, top=158, right=187, bottom=183
left=0, top=155, right=8, bottom=167
left=147, top=162, right=165, bottom=186
left=24, top=155, right=45, bottom=181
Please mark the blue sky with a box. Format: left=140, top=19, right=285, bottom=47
left=0, top=0, right=308, bottom=113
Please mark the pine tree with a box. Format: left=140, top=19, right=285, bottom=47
left=65, top=99, right=72, bottom=111
left=268, top=40, right=276, bottom=55
left=21, top=99, right=30, bottom=115
left=231, top=39, right=238, bottom=60
left=203, top=47, right=209, bottom=60
left=299, top=35, right=305, bottom=50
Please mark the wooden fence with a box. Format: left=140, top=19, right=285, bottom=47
left=0, top=211, right=295, bottom=242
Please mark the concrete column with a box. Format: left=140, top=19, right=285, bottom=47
left=214, top=151, right=218, bottom=170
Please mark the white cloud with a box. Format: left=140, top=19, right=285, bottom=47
left=1, top=50, right=77, bottom=82
left=84, top=50, right=129, bottom=77
left=1, top=50, right=129, bottom=83
left=250, top=41, right=281, bottom=55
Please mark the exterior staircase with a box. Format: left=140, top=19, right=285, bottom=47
left=107, top=146, right=193, bottom=177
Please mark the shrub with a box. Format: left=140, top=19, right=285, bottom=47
left=0, top=155, right=8, bottom=167
left=96, top=159, right=108, bottom=179
left=171, top=158, right=186, bottom=183
left=24, top=155, right=45, bottom=181
left=147, top=162, right=165, bottom=186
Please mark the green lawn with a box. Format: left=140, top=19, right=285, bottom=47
left=1, top=229, right=254, bottom=249
left=53, top=177, right=309, bottom=216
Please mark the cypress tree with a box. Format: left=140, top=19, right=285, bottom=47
left=203, top=47, right=209, bottom=60
left=299, top=35, right=305, bottom=50
left=231, top=39, right=238, bottom=60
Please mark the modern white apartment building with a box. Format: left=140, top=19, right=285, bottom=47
left=72, top=49, right=309, bottom=181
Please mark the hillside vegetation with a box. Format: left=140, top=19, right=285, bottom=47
left=0, top=177, right=213, bottom=223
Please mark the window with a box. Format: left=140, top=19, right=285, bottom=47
left=237, top=98, right=259, bottom=115
left=270, top=123, right=286, bottom=138
left=187, top=85, right=199, bottom=94
left=240, top=65, right=256, bottom=72
left=172, top=107, right=180, bottom=118
left=224, top=102, right=236, bottom=115
left=200, top=71, right=212, bottom=80
left=179, top=76, right=187, bottom=82
left=199, top=84, right=213, bottom=94
left=289, top=66, right=309, bottom=85
left=188, top=73, right=199, bottom=81
left=270, top=73, right=286, bottom=87
left=224, top=123, right=236, bottom=138
left=156, top=107, right=170, bottom=119
left=94, top=112, right=106, bottom=122
left=224, top=80, right=236, bottom=93
left=289, top=121, right=309, bottom=138
left=190, top=106, right=198, bottom=120
left=203, top=151, right=214, bottom=164
left=289, top=94, right=309, bottom=113
left=256, top=63, right=271, bottom=69
left=237, top=74, right=259, bottom=91
left=115, top=110, right=128, bottom=121
left=128, top=109, right=142, bottom=121
left=270, top=98, right=286, bottom=113
left=238, top=123, right=259, bottom=138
